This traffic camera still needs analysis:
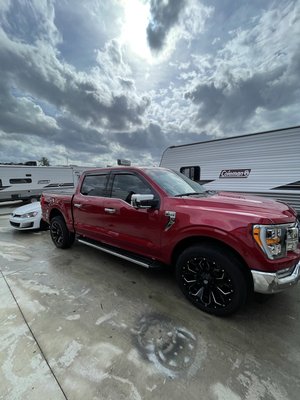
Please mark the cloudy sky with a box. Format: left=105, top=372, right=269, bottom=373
left=0, top=0, right=299, bottom=167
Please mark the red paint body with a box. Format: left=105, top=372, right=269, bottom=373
left=41, top=167, right=300, bottom=273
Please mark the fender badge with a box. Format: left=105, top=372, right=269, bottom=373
left=165, top=211, right=176, bottom=231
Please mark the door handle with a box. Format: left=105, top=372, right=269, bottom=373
left=74, top=203, right=82, bottom=208
left=104, top=208, right=116, bottom=214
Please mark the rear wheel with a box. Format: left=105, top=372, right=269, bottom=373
left=50, top=216, right=75, bottom=249
left=176, top=244, right=248, bottom=316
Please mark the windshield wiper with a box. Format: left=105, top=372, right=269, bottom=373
left=175, top=192, right=204, bottom=197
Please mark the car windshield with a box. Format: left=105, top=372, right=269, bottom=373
left=146, top=168, right=206, bottom=197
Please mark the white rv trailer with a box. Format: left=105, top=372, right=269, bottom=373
left=160, top=125, right=300, bottom=215
left=0, top=165, right=90, bottom=202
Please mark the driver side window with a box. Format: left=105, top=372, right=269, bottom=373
left=111, top=173, right=153, bottom=203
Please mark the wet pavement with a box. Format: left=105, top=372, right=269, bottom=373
left=0, top=206, right=299, bottom=400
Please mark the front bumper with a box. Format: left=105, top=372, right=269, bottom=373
left=9, top=216, right=40, bottom=230
left=251, top=261, right=300, bottom=294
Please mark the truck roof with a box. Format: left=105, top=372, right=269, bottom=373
left=82, top=166, right=166, bottom=174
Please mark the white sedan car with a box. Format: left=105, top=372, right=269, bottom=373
left=9, top=202, right=48, bottom=230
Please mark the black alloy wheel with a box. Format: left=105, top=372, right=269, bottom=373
left=176, top=244, right=248, bottom=316
left=50, top=216, right=74, bottom=249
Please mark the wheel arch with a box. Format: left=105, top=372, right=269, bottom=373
left=171, top=236, right=253, bottom=291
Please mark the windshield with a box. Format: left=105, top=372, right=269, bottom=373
left=146, top=168, right=206, bottom=197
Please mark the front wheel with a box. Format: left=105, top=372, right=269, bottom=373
left=50, top=216, right=75, bottom=249
left=176, top=244, right=248, bottom=316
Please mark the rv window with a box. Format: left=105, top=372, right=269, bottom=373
left=180, top=166, right=200, bottom=181
left=81, top=174, right=108, bottom=197
left=9, top=178, right=32, bottom=184
left=0, top=179, right=2, bottom=187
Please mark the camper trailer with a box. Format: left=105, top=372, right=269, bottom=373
left=160, top=126, right=300, bottom=215
left=0, top=165, right=89, bottom=202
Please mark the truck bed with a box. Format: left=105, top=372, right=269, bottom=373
left=41, top=190, right=75, bottom=230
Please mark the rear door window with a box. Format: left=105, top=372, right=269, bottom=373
left=81, top=174, right=109, bottom=197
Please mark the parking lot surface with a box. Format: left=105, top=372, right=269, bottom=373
left=0, top=204, right=300, bottom=400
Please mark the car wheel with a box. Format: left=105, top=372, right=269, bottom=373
left=176, top=244, right=248, bottom=316
left=50, top=216, right=75, bottom=249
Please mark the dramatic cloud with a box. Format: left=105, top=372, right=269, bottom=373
left=184, top=65, right=291, bottom=130
left=0, top=81, right=58, bottom=137
left=0, top=0, right=299, bottom=166
left=114, top=123, right=168, bottom=159
left=184, top=0, right=300, bottom=134
left=147, top=0, right=185, bottom=51
left=0, top=28, right=148, bottom=131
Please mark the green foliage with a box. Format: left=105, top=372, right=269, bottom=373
left=39, top=157, right=50, bottom=166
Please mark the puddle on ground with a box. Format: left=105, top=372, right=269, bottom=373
left=132, top=313, right=207, bottom=378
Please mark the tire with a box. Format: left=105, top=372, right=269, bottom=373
left=176, top=244, right=248, bottom=316
left=50, top=216, right=75, bottom=249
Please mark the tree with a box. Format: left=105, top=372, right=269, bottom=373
left=39, top=157, right=50, bottom=166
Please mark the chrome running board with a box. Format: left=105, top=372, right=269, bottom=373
left=78, top=238, right=154, bottom=268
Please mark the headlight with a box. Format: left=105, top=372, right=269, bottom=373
left=253, top=223, right=299, bottom=260
left=21, top=211, right=38, bottom=218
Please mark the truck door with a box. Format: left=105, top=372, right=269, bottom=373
left=102, top=171, right=162, bottom=259
left=72, top=172, right=110, bottom=239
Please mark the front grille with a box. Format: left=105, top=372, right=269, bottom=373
left=10, top=221, right=20, bottom=227
left=286, top=225, right=299, bottom=252
left=13, top=214, right=21, bottom=218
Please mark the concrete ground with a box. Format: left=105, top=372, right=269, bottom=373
left=0, top=203, right=299, bottom=400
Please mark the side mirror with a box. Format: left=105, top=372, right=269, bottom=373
left=131, top=194, right=158, bottom=209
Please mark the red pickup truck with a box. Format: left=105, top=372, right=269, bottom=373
left=41, top=167, right=300, bottom=316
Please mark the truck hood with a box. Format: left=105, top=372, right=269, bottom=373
left=179, top=191, right=296, bottom=223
